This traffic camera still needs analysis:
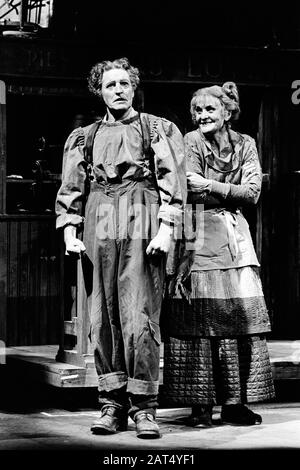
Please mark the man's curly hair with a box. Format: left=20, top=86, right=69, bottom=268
left=87, top=57, right=140, bottom=98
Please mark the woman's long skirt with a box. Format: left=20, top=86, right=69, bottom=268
left=162, top=266, right=275, bottom=405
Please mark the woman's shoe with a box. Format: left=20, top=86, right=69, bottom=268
left=221, top=404, right=262, bottom=425
left=186, top=405, right=213, bottom=427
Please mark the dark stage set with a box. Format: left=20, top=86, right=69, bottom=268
left=0, top=0, right=300, bottom=463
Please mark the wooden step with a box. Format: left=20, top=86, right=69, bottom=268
left=4, top=340, right=300, bottom=388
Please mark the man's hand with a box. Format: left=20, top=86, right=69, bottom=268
left=186, top=171, right=212, bottom=193
left=64, top=225, right=86, bottom=255
left=146, top=221, right=173, bottom=256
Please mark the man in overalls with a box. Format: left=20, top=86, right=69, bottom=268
left=55, top=58, right=186, bottom=438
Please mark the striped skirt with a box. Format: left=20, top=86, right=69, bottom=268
left=161, top=266, right=275, bottom=405
left=162, top=266, right=271, bottom=337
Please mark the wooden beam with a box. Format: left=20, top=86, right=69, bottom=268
left=0, top=82, right=7, bottom=346
left=0, top=220, right=7, bottom=345
left=0, top=80, right=6, bottom=214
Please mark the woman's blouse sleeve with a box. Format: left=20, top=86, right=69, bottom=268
left=210, top=136, right=262, bottom=205
left=150, top=118, right=187, bottom=225
left=55, top=127, right=87, bottom=229
left=184, top=132, right=205, bottom=174
left=184, top=131, right=217, bottom=204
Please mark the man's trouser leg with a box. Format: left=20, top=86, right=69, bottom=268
left=84, top=189, right=129, bottom=408
left=118, top=233, right=165, bottom=419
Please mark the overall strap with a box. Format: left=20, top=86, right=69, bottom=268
left=139, top=112, right=161, bottom=203
left=139, top=112, right=155, bottom=171
left=82, top=119, right=102, bottom=207
left=83, top=119, right=102, bottom=165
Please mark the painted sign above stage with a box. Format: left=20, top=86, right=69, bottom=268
left=0, top=37, right=299, bottom=93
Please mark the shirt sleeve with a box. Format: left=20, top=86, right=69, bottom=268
left=150, top=118, right=187, bottom=225
left=55, top=127, right=87, bottom=229
left=184, top=132, right=205, bottom=174
left=210, top=136, right=262, bottom=205
left=184, top=132, right=216, bottom=204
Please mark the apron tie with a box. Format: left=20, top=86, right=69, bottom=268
left=223, top=211, right=239, bottom=260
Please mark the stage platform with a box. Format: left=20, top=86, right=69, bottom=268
left=3, top=340, right=300, bottom=388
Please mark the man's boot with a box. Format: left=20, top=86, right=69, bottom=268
left=91, top=405, right=128, bottom=434
left=134, top=410, right=161, bottom=439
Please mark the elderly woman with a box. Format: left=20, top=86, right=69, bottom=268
left=55, top=58, right=186, bottom=438
left=162, top=82, right=275, bottom=426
